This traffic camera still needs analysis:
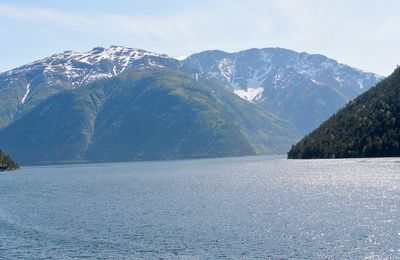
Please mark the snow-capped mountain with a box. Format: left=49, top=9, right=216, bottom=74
left=0, top=46, right=384, bottom=134
left=4, top=46, right=176, bottom=88
left=181, top=48, right=382, bottom=93
left=180, top=48, right=384, bottom=133
left=0, top=46, right=179, bottom=128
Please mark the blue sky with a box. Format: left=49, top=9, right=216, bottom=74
left=0, top=0, right=399, bottom=76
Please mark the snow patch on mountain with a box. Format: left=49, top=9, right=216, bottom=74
left=234, top=87, right=264, bottom=102
left=21, top=83, right=31, bottom=104
left=174, top=55, right=188, bottom=61
left=218, top=58, right=234, bottom=83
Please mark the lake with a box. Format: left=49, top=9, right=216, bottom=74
left=0, top=156, right=399, bottom=259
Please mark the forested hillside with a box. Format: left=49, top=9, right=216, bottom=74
left=288, top=67, right=400, bottom=159
left=0, top=150, right=19, bottom=170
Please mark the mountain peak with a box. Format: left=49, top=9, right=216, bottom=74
left=91, top=46, right=105, bottom=53
left=1, top=46, right=176, bottom=85
left=180, top=48, right=384, bottom=133
left=0, top=46, right=182, bottom=129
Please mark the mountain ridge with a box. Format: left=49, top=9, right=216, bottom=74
left=0, top=46, right=384, bottom=134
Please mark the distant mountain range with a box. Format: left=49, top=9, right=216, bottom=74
left=0, top=46, right=384, bottom=164
left=0, top=46, right=383, bottom=133
left=288, top=67, right=400, bottom=159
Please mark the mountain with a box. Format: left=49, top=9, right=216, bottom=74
left=0, top=150, right=19, bottom=171
left=288, top=67, right=400, bottom=159
left=0, top=46, right=179, bottom=128
left=181, top=48, right=384, bottom=134
left=0, top=69, right=300, bottom=165
left=0, top=46, right=383, bottom=136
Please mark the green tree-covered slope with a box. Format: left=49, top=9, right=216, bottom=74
left=0, top=150, right=19, bottom=170
left=0, top=69, right=300, bottom=165
left=288, top=67, right=400, bottom=159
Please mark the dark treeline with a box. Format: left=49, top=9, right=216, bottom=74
left=288, top=67, right=400, bottom=159
left=0, top=149, right=19, bottom=170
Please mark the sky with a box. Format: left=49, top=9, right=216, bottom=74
left=0, top=0, right=399, bottom=76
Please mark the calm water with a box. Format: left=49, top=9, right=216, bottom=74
left=0, top=156, right=399, bottom=259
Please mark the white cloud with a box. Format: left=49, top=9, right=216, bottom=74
left=0, top=1, right=399, bottom=75
left=0, top=3, right=274, bottom=53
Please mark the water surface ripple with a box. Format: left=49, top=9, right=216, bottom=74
left=0, top=156, right=399, bottom=259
